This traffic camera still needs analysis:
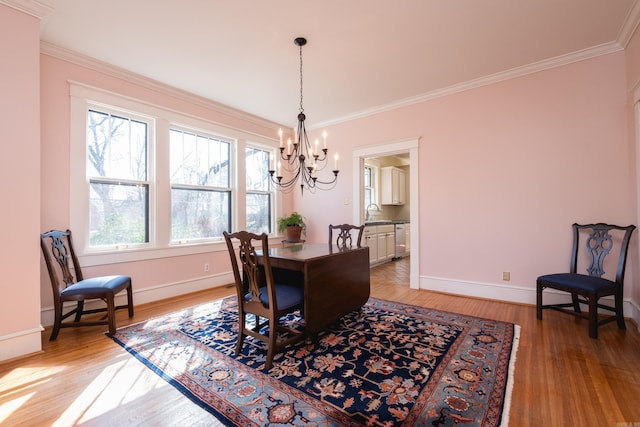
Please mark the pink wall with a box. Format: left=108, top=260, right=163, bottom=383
left=301, top=52, right=636, bottom=299
left=0, top=4, right=42, bottom=358
left=625, top=25, right=640, bottom=304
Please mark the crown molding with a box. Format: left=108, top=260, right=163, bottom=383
left=40, top=41, right=286, bottom=132
left=313, top=42, right=624, bottom=129
left=618, top=0, right=640, bottom=48
left=0, top=0, right=52, bottom=19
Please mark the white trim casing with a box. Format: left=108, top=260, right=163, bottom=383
left=0, top=326, right=44, bottom=362
left=353, top=138, right=420, bottom=289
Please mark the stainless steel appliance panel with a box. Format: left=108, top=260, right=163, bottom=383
left=395, top=223, right=407, bottom=258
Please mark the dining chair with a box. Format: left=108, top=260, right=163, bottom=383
left=223, top=230, right=305, bottom=370
left=536, top=222, right=635, bottom=338
left=328, top=224, right=365, bottom=249
left=40, top=229, right=134, bottom=340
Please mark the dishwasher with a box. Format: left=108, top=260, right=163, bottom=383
left=394, top=223, right=407, bottom=258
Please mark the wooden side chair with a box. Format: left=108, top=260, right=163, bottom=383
left=40, top=229, right=134, bottom=340
left=536, top=223, right=635, bottom=338
left=329, top=224, right=365, bottom=249
left=223, top=230, right=305, bottom=370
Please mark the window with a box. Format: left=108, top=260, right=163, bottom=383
left=245, top=147, right=272, bottom=233
left=70, top=83, right=280, bottom=260
left=86, top=109, right=150, bottom=247
left=364, top=165, right=374, bottom=207
left=170, top=129, right=231, bottom=242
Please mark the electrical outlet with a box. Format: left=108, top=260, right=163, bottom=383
left=502, top=271, right=510, bottom=281
left=204, top=263, right=210, bottom=272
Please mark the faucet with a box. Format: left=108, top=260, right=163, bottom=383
left=365, top=203, right=381, bottom=221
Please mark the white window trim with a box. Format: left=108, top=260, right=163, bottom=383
left=69, top=81, right=281, bottom=266
left=364, top=161, right=381, bottom=207
left=244, top=141, right=278, bottom=234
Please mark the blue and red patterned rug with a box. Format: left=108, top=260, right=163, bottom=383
left=111, top=297, right=519, bottom=426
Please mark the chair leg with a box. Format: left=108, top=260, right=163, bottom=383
left=126, top=282, right=134, bottom=317
left=105, top=295, right=117, bottom=335
left=571, top=293, right=581, bottom=313
left=588, top=294, right=598, bottom=339
left=74, top=300, right=85, bottom=322
left=615, top=292, right=626, bottom=330
left=536, top=282, right=543, bottom=320
left=264, top=318, right=277, bottom=370
left=50, top=305, right=63, bottom=341
left=235, top=311, right=246, bottom=356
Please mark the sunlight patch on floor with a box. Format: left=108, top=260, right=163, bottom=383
left=52, top=356, right=168, bottom=426
left=0, top=366, right=65, bottom=423
left=0, top=391, right=35, bottom=424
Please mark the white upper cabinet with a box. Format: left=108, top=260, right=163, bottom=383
left=380, top=166, right=406, bottom=205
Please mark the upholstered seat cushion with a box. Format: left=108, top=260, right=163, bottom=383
left=61, top=275, right=131, bottom=297
left=246, top=283, right=304, bottom=310
left=537, top=273, right=617, bottom=293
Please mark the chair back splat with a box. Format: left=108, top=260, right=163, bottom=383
left=329, top=224, right=365, bottom=249
left=223, top=230, right=305, bottom=370
left=40, top=229, right=134, bottom=340
left=536, top=222, right=635, bottom=338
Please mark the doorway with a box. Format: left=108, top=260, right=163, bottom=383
left=352, top=138, right=420, bottom=289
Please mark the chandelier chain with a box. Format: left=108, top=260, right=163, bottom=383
left=299, top=43, right=304, bottom=113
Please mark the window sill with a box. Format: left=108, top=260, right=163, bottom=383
left=79, top=241, right=227, bottom=267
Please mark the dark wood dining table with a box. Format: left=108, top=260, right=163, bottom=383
left=257, top=243, right=371, bottom=334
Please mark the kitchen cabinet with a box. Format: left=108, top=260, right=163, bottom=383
left=381, top=166, right=406, bottom=205
left=363, top=224, right=395, bottom=265
left=364, top=227, right=378, bottom=264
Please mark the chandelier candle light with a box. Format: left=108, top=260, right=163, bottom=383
left=269, top=37, right=339, bottom=194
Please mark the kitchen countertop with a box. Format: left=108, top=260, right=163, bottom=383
left=364, top=220, right=409, bottom=226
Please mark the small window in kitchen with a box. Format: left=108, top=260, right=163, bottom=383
left=364, top=164, right=378, bottom=207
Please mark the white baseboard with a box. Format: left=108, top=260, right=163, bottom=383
left=420, top=276, right=640, bottom=333
left=40, top=271, right=234, bottom=327
left=0, top=326, right=44, bottom=362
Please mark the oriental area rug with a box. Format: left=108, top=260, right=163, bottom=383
left=111, top=297, right=520, bottom=426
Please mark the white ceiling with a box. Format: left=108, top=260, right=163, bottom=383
left=35, top=0, right=640, bottom=128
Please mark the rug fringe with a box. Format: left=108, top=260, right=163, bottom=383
left=500, top=324, right=521, bottom=427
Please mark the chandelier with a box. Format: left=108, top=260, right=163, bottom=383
left=269, top=37, right=339, bottom=194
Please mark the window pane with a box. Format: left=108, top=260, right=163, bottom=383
left=171, top=188, right=230, bottom=240
left=89, top=181, right=149, bottom=246
left=87, top=110, right=147, bottom=180
left=170, top=129, right=230, bottom=187
left=364, top=166, right=374, bottom=207
left=364, top=188, right=372, bottom=208
left=246, top=148, right=271, bottom=192
left=246, top=193, right=271, bottom=234
left=245, top=147, right=272, bottom=234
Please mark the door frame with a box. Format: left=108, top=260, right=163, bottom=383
left=352, top=137, right=420, bottom=289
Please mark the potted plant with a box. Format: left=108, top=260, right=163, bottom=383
left=277, top=211, right=306, bottom=241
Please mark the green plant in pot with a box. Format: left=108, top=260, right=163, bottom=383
left=277, top=211, right=306, bottom=242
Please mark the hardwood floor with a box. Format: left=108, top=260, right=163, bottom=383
left=2, top=257, right=640, bottom=426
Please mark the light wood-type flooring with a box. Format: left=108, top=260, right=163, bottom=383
left=2, top=257, right=640, bottom=426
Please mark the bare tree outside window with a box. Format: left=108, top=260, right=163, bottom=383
left=246, top=147, right=272, bottom=234
left=169, top=129, right=231, bottom=241
left=87, top=110, right=149, bottom=246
